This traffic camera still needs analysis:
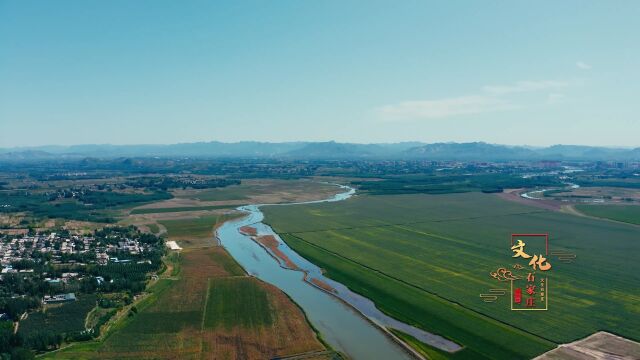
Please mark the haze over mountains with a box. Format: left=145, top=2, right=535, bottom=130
left=1, top=141, right=639, bottom=161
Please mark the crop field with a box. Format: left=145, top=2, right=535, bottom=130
left=208, top=248, right=246, bottom=276
left=575, top=204, right=640, bottom=225
left=199, top=276, right=326, bottom=359
left=146, top=222, right=159, bottom=234
left=19, top=295, right=97, bottom=341
left=158, top=215, right=220, bottom=241
left=43, top=247, right=325, bottom=359
left=263, top=192, right=640, bottom=359
left=130, top=205, right=232, bottom=215
left=175, top=179, right=341, bottom=204
left=204, top=277, right=273, bottom=329
left=156, top=213, right=242, bottom=248
left=180, top=185, right=252, bottom=201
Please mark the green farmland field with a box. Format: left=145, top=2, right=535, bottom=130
left=147, top=222, right=160, bottom=234
left=158, top=213, right=242, bottom=248
left=41, top=249, right=237, bottom=359
left=159, top=215, right=220, bottom=240
left=180, top=185, right=251, bottom=201
left=19, top=295, right=97, bottom=341
left=263, top=192, right=640, bottom=359
left=42, top=247, right=325, bottom=359
left=209, top=249, right=245, bottom=276
left=575, top=204, right=640, bottom=225
left=204, top=277, right=273, bottom=330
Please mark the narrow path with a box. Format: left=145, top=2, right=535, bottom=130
left=201, top=279, right=212, bottom=331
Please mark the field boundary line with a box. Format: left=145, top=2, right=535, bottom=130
left=284, top=233, right=558, bottom=346
left=278, top=210, right=548, bottom=235
left=201, top=278, right=212, bottom=331
left=199, top=277, right=213, bottom=358
left=563, top=205, right=640, bottom=228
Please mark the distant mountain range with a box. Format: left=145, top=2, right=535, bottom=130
left=0, top=141, right=638, bottom=161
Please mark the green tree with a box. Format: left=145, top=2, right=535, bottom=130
left=11, top=347, right=34, bottom=360
left=0, top=321, right=13, bottom=353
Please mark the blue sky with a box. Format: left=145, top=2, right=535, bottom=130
left=1, top=1, right=639, bottom=147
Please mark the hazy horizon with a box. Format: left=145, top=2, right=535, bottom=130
left=1, top=138, right=639, bottom=150
left=1, top=139, right=638, bottom=151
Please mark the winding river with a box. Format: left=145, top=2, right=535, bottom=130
left=216, top=185, right=461, bottom=359
left=521, top=182, right=580, bottom=199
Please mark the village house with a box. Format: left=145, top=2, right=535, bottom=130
left=43, top=293, right=76, bottom=304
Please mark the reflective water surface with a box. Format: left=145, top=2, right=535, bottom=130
left=217, top=185, right=460, bottom=359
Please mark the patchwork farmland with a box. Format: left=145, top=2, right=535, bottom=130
left=42, top=247, right=328, bottom=359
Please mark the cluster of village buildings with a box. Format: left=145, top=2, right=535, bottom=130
left=0, top=232, right=154, bottom=268
left=0, top=232, right=156, bottom=304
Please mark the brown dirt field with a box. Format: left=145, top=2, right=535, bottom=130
left=53, top=242, right=325, bottom=359
left=63, top=220, right=107, bottom=232
left=497, top=188, right=561, bottom=211
left=132, top=197, right=244, bottom=210
left=201, top=280, right=326, bottom=359
left=0, top=213, right=24, bottom=228
left=128, top=209, right=237, bottom=222
left=534, top=331, right=640, bottom=359
left=0, top=228, right=28, bottom=236
left=134, top=179, right=341, bottom=211
left=241, top=182, right=340, bottom=204
left=183, top=248, right=236, bottom=279
left=150, top=248, right=235, bottom=312
left=255, top=235, right=299, bottom=270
